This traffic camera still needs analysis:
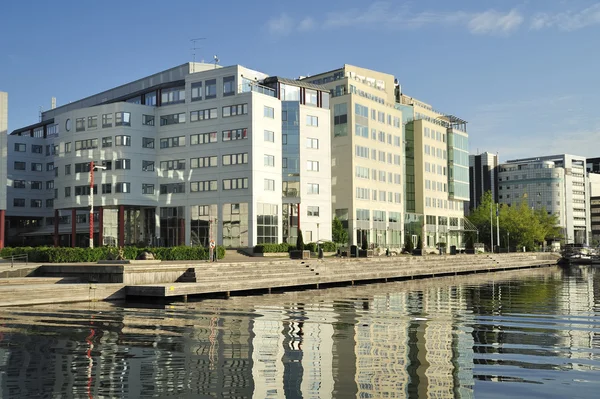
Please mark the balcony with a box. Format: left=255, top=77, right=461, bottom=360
left=238, top=82, right=276, bottom=97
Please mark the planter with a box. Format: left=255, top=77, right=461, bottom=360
left=290, top=250, right=311, bottom=260
left=358, top=249, right=368, bottom=258
left=412, top=249, right=423, bottom=256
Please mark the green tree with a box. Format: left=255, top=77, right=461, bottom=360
left=416, top=235, right=423, bottom=250
left=296, top=229, right=305, bottom=251
left=332, top=217, right=349, bottom=245
left=361, top=231, right=368, bottom=250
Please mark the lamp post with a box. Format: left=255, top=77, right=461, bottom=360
left=507, top=231, right=510, bottom=253
left=316, top=222, right=320, bottom=253
left=89, top=161, right=107, bottom=248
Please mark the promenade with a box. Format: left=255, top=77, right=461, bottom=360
left=0, top=252, right=559, bottom=307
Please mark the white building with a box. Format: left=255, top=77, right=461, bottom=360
left=498, top=154, right=590, bottom=245
left=6, top=63, right=331, bottom=248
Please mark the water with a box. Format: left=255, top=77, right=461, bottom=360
left=0, top=265, right=599, bottom=398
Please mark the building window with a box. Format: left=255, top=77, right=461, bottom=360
left=14, top=143, right=26, bottom=152
left=47, top=124, right=59, bottom=136
left=264, top=154, right=275, bottom=167
left=306, top=138, right=319, bottom=149
left=13, top=180, right=25, bottom=189
left=115, top=159, right=131, bottom=170
left=87, top=115, right=98, bottom=129
left=31, top=181, right=42, bottom=190
left=205, top=79, right=217, bottom=99
left=14, top=161, right=26, bottom=170
left=138, top=138, right=154, bottom=150
left=222, top=153, right=248, bottom=166
left=65, top=164, right=71, bottom=175
left=222, top=128, right=247, bottom=141
left=102, top=136, right=112, bottom=148
left=142, top=184, right=154, bottom=194
left=307, top=160, right=319, bottom=171
left=64, top=187, right=71, bottom=197
left=264, top=179, right=275, bottom=191
left=76, top=214, right=87, bottom=224
left=115, top=135, right=131, bottom=146
left=33, top=126, right=44, bottom=137
left=160, top=183, right=186, bottom=194
left=31, top=163, right=42, bottom=172
left=306, top=115, right=318, bottom=126
left=190, top=108, right=217, bottom=122
left=307, top=206, right=319, bottom=217
left=65, top=142, right=72, bottom=153
left=160, top=159, right=186, bottom=171
left=190, top=132, right=217, bottom=145
left=74, top=185, right=98, bottom=196
left=161, top=86, right=186, bottom=105
left=75, top=163, right=92, bottom=173
left=75, top=139, right=98, bottom=150
left=46, top=199, right=54, bottom=208
left=115, top=182, right=131, bottom=193
left=32, top=144, right=43, bottom=154
left=144, top=91, right=157, bottom=106
left=222, top=104, right=247, bottom=117
left=46, top=180, right=54, bottom=189
left=190, top=180, right=218, bottom=192
left=142, top=160, right=154, bottom=172
left=305, top=89, right=318, bottom=106
left=264, top=106, right=275, bottom=118
left=190, top=156, right=217, bottom=169
left=264, top=130, right=274, bottom=142
left=223, top=178, right=248, bottom=190
left=160, top=113, right=186, bottom=126
left=256, top=203, right=278, bottom=244
left=102, top=183, right=112, bottom=194
left=160, top=136, right=185, bottom=148
left=223, top=76, right=235, bottom=96
left=76, top=118, right=85, bottom=132
left=191, top=82, right=202, bottom=101
left=142, top=115, right=155, bottom=126
left=307, top=183, right=320, bottom=194
left=13, top=198, right=25, bottom=207
left=102, top=113, right=113, bottom=128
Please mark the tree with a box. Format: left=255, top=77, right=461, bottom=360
left=296, top=229, right=305, bottom=251
left=404, top=234, right=414, bottom=253
left=332, top=217, right=348, bottom=246
left=417, top=235, right=423, bottom=250
left=361, top=231, right=368, bottom=250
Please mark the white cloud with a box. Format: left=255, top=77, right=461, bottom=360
left=468, top=9, right=524, bottom=35
left=267, top=13, right=294, bottom=36
left=531, top=4, right=600, bottom=31
left=298, top=17, right=316, bottom=32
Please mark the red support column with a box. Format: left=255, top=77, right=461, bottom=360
left=98, top=207, right=103, bottom=247
left=0, top=210, right=5, bottom=249
left=71, top=208, right=76, bottom=247
left=54, top=209, right=59, bottom=247
left=118, top=205, right=125, bottom=247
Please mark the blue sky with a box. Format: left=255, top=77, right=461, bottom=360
left=1, top=0, right=599, bottom=161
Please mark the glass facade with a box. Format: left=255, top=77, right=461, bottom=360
left=223, top=203, right=249, bottom=248
left=448, top=129, right=470, bottom=200
left=160, top=207, right=185, bottom=247
left=282, top=102, right=300, bottom=198
left=190, top=204, right=218, bottom=246
left=257, top=203, right=279, bottom=244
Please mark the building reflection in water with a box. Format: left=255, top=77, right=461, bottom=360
left=0, top=267, right=598, bottom=398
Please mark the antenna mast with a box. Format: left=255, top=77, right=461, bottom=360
left=190, top=37, right=206, bottom=73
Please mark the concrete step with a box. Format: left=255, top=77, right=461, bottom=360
left=0, top=277, right=80, bottom=285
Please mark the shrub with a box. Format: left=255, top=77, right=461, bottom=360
left=321, top=241, right=337, bottom=252
left=296, top=230, right=305, bottom=251
left=253, top=243, right=291, bottom=253
left=417, top=235, right=423, bottom=250
left=361, top=232, right=368, bottom=251
left=404, top=235, right=414, bottom=253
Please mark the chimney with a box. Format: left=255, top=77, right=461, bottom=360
left=51, top=97, right=56, bottom=109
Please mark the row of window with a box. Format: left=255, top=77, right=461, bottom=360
left=354, top=145, right=402, bottom=164
left=423, top=145, right=447, bottom=160
left=424, top=127, right=446, bottom=143
left=356, top=187, right=402, bottom=203
left=424, top=162, right=447, bottom=176
left=355, top=166, right=402, bottom=184
left=12, top=199, right=53, bottom=208
left=13, top=180, right=54, bottom=189
left=425, top=180, right=448, bottom=193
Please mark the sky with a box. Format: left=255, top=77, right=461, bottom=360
left=1, top=0, right=599, bottom=162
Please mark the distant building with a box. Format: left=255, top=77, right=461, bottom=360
left=498, top=154, right=590, bottom=245
left=586, top=158, right=600, bottom=244
left=468, top=152, right=498, bottom=211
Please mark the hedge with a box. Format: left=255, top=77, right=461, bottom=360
left=0, top=246, right=226, bottom=263
left=254, top=241, right=337, bottom=253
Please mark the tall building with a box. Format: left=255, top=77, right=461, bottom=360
left=6, top=63, right=332, bottom=248
left=468, top=152, right=498, bottom=210
left=302, top=65, right=471, bottom=251
left=498, top=154, right=590, bottom=245
left=0, top=92, right=7, bottom=248
left=585, top=157, right=600, bottom=244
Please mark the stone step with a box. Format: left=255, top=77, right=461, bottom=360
left=0, top=277, right=80, bottom=285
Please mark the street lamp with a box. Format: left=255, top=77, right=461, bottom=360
left=89, top=161, right=106, bottom=248
left=507, top=231, right=510, bottom=253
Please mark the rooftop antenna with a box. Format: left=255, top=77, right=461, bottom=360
left=213, top=55, right=219, bottom=69
left=39, top=106, right=43, bottom=122
left=190, top=37, right=206, bottom=73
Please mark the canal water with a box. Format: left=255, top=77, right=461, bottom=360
left=0, top=265, right=599, bottom=398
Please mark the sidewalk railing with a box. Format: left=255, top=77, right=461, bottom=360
left=0, top=254, right=29, bottom=268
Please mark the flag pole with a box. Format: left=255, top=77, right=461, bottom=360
left=490, top=199, right=494, bottom=253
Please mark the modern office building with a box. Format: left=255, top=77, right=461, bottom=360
left=498, top=154, right=590, bottom=245
left=302, top=65, right=471, bottom=251
left=585, top=157, right=600, bottom=244
left=468, top=152, right=498, bottom=211
left=6, top=63, right=332, bottom=248
left=0, top=92, right=7, bottom=248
